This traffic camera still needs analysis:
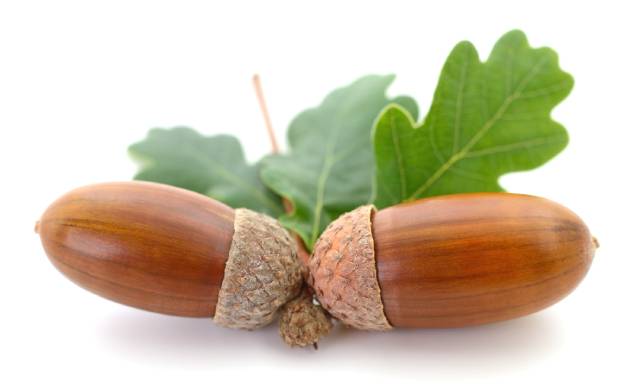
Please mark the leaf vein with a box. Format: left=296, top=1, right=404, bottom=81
left=408, top=55, right=550, bottom=199
left=390, top=115, right=408, bottom=199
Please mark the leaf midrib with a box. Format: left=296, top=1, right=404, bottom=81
left=408, top=56, right=549, bottom=200
left=390, top=114, right=407, bottom=199
left=307, top=87, right=382, bottom=244
left=311, top=152, right=334, bottom=244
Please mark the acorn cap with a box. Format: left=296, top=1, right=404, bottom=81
left=306, top=205, right=391, bottom=330
left=213, top=208, right=304, bottom=329
left=279, top=288, right=333, bottom=347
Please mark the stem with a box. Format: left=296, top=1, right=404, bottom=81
left=252, top=74, right=310, bottom=262
left=252, top=74, right=280, bottom=154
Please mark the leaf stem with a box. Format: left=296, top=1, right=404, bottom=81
left=252, top=74, right=280, bottom=154
left=252, top=74, right=311, bottom=260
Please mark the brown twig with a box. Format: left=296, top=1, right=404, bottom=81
left=252, top=74, right=310, bottom=263
left=252, top=74, right=280, bottom=154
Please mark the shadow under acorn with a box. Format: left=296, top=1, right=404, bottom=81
left=98, top=307, right=562, bottom=374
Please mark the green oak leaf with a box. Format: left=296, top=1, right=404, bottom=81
left=129, top=127, right=284, bottom=217
left=373, top=30, right=573, bottom=208
left=260, top=75, right=419, bottom=249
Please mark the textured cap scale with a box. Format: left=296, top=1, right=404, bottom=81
left=306, top=205, right=392, bottom=331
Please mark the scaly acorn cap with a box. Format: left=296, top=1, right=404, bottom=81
left=213, top=208, right=303, bottom=329
left=279, top=287, right=333, bottom=347
left=306, top=205, right=392, bottom=330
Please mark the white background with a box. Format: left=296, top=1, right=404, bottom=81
left=1, top=0, right=638, bottom=386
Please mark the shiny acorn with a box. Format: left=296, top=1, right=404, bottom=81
left=37, top=181, right=596, bottom=332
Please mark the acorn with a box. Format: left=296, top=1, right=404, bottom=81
left=37, top=182, right=596, bottom=345
left=307, top=193, right=596, bottom=330
left=36, top=182, right=316, bottom=333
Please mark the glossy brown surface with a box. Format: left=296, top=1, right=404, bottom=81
left=38, top=182, right=234, bottom=317
left=373, top=193, right=595, bottom=328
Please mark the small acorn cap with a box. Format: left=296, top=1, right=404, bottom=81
left=306, top=205, right=391, bottom=331
left=279, top=287, right=333, bottom=347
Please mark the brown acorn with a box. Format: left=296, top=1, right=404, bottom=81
left=38, top=182, right=596, bottom=336
left=307, top=193, right=596, bottom=329
left=37, top=181, right=303, bottom=322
